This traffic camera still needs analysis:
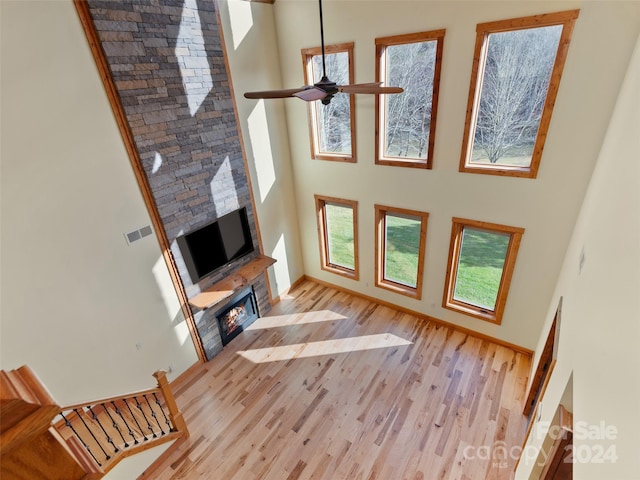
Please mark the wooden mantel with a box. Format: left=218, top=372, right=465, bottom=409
left=188, top=255, right=276, bottom=311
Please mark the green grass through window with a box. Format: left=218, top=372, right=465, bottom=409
left=325, top=203, right=355, bottom=269
left=384, top=214, right=421, bottom=287
left=453, top=228, right=509, bottom=310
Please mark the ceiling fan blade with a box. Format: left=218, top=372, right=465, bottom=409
left=337, top=84, right=404, bottom=95
left=244, top=87, right=306, bottom=99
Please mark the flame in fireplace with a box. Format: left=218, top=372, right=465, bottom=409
left=222, top=303, right=248, bottom=336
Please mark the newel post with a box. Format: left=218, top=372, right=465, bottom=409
left=153, top=370, right=189, bottom=436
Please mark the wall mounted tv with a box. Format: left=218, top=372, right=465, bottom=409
left=177, top=207, right=254, bottom=283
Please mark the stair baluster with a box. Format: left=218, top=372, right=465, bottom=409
left=61, top=411, right=103, bottom=467
left=74, top=407, right=111, bottom=462
left=88, top=405, right=119, bottom=454
left=144, top=394, right=166, bottom=435
left=111, top=400, right=139, bottom=445
left=123, top=398, right=148, bottom=442
left=102, top=402, right=129, bottom=448
left=153, top=392, right=172, bottom=432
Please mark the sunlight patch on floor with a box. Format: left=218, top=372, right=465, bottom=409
left=237, top=333, right=412, bottom=363
left=244, top=310, right=347, bottom=331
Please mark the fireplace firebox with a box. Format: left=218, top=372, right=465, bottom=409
left=215, top=286, right=259, bottom=346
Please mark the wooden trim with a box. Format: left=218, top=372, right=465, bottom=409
left=136, top=434, right=189, bottom=480
left=476, top=10, right=579, bottom=33
left=168, top=361, right=203, bottom=395
left=62, top=433, right=103, bottom=477
left=442, top=217, right=524, bottom=325
left=270, top=275, right=307, bottom=305
left=514, top=303, right=561, bottom=474
left=375, top=29, right=445, bottom=169
left=314, top=195, right=359, bottom=281
left=136, top=364, right=204, bottom=479
left=539, top=405, right=573, bottom=479
left=61, top=387, right=162, bottom=412
left=374, top=204, right=428, bottom=300
left=72, top=0, right=206, bottom=363
left=519, top=403, right=573, bottom=479
left=213, top=0, right=275, bottom=307
left=523, top=306, right=560, bottom=416
left=187, top=255, right=276, bottom=310
left=304, top=275, right=533, bottom=356
left=301, top=43, right=356, bottom=163
left=458, top=10, right=580, bottom=178
left=0, top=366, right=61, bottom=454
left=153, top=371, right=188, bottom=434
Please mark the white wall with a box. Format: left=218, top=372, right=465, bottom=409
left=516, top=31, right=640, bottom=479
left=267, top=0, right=640, bottom=350
left=0, top=0, right=198, bottom=404
left=217, top=0, right=305, bottom=299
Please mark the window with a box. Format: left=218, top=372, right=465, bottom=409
left=314, top=195, right=359, bottom=279
left=443, top=218, right=524, bottom=324
left=302, top=43, right=356, bottom=162
left=459, top=10, right=579, bottom=178
left=375, top=205, right=428, bottom=299
left=376, top=30, right=444, bottom=168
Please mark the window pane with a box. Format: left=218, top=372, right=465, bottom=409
left=312, top=52, right=351, bottom=155
left=470, top=25, right=562, bottom=167
left=384, top=213, right=421, bottom=287
left=325, top=203, right=354, bottom=269
left=384, top=41, right=437, bottom=159
left=453, top=228, right=510, bottom=310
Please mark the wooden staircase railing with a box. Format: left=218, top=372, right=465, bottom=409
left=1, top=366, right=188, bottom=479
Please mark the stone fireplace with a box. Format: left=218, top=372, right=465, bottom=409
left=84, top=0, right=273, bottom=361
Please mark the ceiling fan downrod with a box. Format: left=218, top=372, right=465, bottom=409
left=318, top=0, right=327, bottom=81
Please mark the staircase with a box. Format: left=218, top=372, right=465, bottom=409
left=1, top=366, right=188, bottom=479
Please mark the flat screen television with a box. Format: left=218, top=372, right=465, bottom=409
left=176, top=207, right=254, bottom=283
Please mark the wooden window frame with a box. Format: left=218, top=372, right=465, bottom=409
left=314, top=194, right=359, bottom=280
left=443, top=218, right=524, bottom=324
left=459, top=10, right=579, bottom=178
left=302, top=43, right=356, bottom=163
left=374, top=205, right=428, bottom=299
left=375, top=30, right=445, bottom=169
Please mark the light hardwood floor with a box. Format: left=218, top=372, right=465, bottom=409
left=145, top=279, right=531, bottom=480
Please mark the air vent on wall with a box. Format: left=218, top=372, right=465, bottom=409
left=124, top=225, right=153, bottom=245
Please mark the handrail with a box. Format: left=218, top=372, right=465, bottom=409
left=1, top=367, right=187, bottom=479
left=53, top=369, right=188, bottom=475
left=61, top=386, right=165, bottom=412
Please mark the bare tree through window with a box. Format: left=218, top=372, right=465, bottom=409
left=302, top=43, right=356, bottom=162
left=376, top=30, right=445, bottom=168
left=460, top=10, right=579, bottom=178
left=472, top=26, right=562, bottom=166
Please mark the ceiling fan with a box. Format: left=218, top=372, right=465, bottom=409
left=243, top=0, right=403, bottom=105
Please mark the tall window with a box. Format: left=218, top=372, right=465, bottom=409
left=314, top=195, right=359, bottom=279
left=443, top=218, right=524, bottom=324
left=375, top=205, right=428, bottom=299
left=376, top=30, right=445, bottom=169
left=302, top=43, right=356, bottom=162
left=460, top=10, right=579, bottom=178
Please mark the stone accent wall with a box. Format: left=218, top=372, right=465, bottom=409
left=86, top=0, right=269, bottom=359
